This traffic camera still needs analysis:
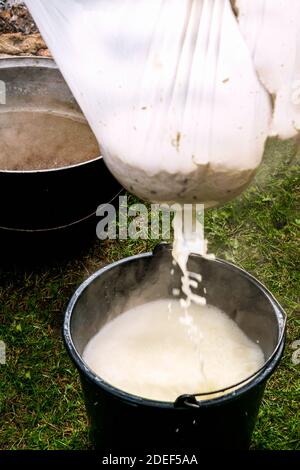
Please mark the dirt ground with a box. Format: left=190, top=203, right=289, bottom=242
left=0, top=1, right=50, bottom=56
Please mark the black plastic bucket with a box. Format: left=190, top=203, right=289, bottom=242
left=63, top=244, right=286, bottom=450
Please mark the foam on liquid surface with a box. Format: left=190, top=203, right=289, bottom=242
left=83, top=299, right=264, bottom=402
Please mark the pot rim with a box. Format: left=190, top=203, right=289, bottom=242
left=0, top=156, right=102, bottom=175
left=63, top=249, right=286, bottom=409
left=0, top=55, right=102, bottom=174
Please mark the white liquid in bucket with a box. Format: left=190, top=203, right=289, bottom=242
left=83, top=299, right=264, bottom=402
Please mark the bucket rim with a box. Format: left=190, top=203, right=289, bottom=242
left=63, top=248, right=286, bottom=409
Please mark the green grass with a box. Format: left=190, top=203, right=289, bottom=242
left=0, top=139, right=299, bottom=450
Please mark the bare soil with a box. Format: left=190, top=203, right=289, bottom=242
left=0, top=1, right=37, bottom=34
left=0, top=1, right=50, bottom=56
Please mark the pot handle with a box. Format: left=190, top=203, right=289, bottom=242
left=174, top=395, right=201, bottom=409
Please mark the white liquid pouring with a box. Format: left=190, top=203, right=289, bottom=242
left=171, top=205, right=215, bottom=307
left=83, top=299, right=264, bottom=402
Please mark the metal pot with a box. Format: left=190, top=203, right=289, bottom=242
left=0, top=57, right=121, bottom=259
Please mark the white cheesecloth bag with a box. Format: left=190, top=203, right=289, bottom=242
left=25, top=0, right=299, bottom=206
